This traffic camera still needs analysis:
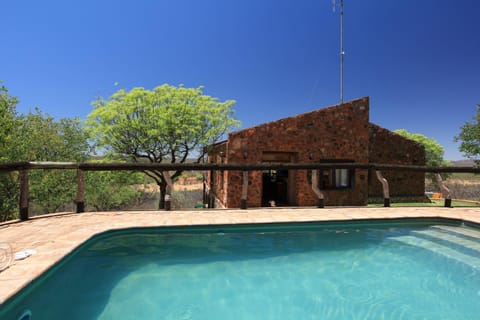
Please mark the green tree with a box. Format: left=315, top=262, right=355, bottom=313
left=0, top=82, right=156, bottom=221
left=394, top=129, right=450, bottom=167
left=0, top=82, right=20, bottom=221
left=85, top=160, right=148, bottom=211
left=394, top=129, right=451, bottom=185
left=15, top=109, right=91, bottom=214
left=0, top=81, right=19, bottom=161
left=454, top=104, right=480, bottom=164
left=86, top=84, right=240, bottom=208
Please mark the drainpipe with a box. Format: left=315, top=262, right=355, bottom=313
left=375, top=170, right=390, bottom=207
left=311, top=170, right=324, bottom=208
left=435, top=173, right=452, bottom=208
left=163, top=172, right=174, bottom=211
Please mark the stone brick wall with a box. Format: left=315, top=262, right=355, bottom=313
left=207, top=98, right=426, bottom=208
left=368, top=124, right=425, bottom=198
left=207, top=141, right=229, bottom=207
left=224, top=97, right=371, bottom=207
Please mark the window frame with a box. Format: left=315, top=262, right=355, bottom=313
left=318, top=160, right=354, bottom=190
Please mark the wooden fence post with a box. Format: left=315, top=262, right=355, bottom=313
left=76, top=169, right=85, bottom=213
left=19, top=169, right=29, bottom=220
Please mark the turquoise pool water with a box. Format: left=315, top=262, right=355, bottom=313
left=1, top=219, right=480, bottom=319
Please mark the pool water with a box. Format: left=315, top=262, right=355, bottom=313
left=1, top=220, right=480, bottom=319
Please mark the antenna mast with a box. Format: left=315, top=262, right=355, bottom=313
left=333, top=0, right=345, bottom=103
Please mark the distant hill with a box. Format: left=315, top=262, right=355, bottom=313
left=451, top=160, right=475, bottom=167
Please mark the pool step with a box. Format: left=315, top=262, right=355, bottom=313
left=390, top=235, right=480, bottom=270
left=430, top=225, right=480, bottom=241
left=411, top=229, right=480, bottom=255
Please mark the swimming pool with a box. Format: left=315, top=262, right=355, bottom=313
left=1, top=219, right=479, bottom=319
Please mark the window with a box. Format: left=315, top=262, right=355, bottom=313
left=318, top=160, right=354, bottom=189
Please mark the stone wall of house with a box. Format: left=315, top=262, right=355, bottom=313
left=224, top=97, right=371, bottom=207
left=368, top=124, right=426, bottom=198
left=207, top=141, right=229, bottom=207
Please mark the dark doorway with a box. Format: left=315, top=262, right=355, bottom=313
left=262, top=169, right=289, bottom=206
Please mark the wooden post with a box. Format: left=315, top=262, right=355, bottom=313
left=240, top=171, right=248, bottom=209
left=76, top=169, right=85, bottom=213
left=208, top=169, right=215, bottom=208
left=202, top=172, right=207, bottom=207
left=311, top=170, right=324, bottom=208
left=375, top=170, right=390, bottom=207
left=435, top=173, right=452, bottom=208
left=19, top=169, right=29, bottom=220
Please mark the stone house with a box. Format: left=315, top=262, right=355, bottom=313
left=206, top=97, right=425, bottom=208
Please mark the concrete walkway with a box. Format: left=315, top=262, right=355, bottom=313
left=1, top=207, right=479, bottom=304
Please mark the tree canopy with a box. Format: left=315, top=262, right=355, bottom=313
left=394, top=129, right=450, bottom=184
left=394, top=129, right=450, bottom=167
left=455, top=104, right=480, bottom=163
left=0, top=82, right=19, bottom=162
left=0, top=82, right=20, bottom=219
left=86, top=84, right=240, bottom=208
left=16, top=110, right=91, bottom=213
left=0, top=82, right=154, bottom=220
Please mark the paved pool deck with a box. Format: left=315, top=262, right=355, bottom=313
left=1, top=207, right=480, bottom=305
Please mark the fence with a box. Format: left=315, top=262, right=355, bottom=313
left=1, top=161, right=479, bottom=220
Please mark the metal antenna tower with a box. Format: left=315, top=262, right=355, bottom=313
left=332, top=0, right=344, bottom=103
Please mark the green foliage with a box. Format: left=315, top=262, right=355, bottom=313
left=0, top=82, right=19, bottom=162
left=394, top=129, right=451, bottom=186
left=394, top=129, right=450, bottom=167
left=86, top=84, right=240, bottom=208
left=85, top=167, right=145, bottom=211
left=87, top=84, right=239, bottom=161
left=0, top=83, right=20, bottom=220
left=454, top=104, right=480, bottom=164
left=0, top=82, right=152, bottom=220
left=16, top=109, right=91, bottom=162
left=0, top=172, right=19, bottom=221
left=0, top=87, right=89, bottom=220
left=13, top=110, right=91, bottom=214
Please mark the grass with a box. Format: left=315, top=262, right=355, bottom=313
left=369, top=199, right=480, bottom=207
left=449, top=172, right=480, bottom=180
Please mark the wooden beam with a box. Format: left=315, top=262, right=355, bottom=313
left=0, top=161, right=479, bottom=174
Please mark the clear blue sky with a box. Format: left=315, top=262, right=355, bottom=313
left=1, top=0, right=479, bottom=160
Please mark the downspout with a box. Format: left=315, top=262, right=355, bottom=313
left=375, top=170, right=390, bottom=207
left=311, top=170, right=324, bottom=208
left=435, top=173, right=452, bottom=208
left=163, top=172, right=174, bottom=211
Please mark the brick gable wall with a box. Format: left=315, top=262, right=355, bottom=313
left=208, top=97, right=426, bottom=208
left=223, top=97, right=371, bottom=207
left=368, top=124, right=425, bottom=198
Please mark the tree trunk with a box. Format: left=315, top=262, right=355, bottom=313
left=158, top=182, right=167, bottom=209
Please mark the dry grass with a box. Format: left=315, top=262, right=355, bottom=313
left=427, top=174, right=480, bottom=202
